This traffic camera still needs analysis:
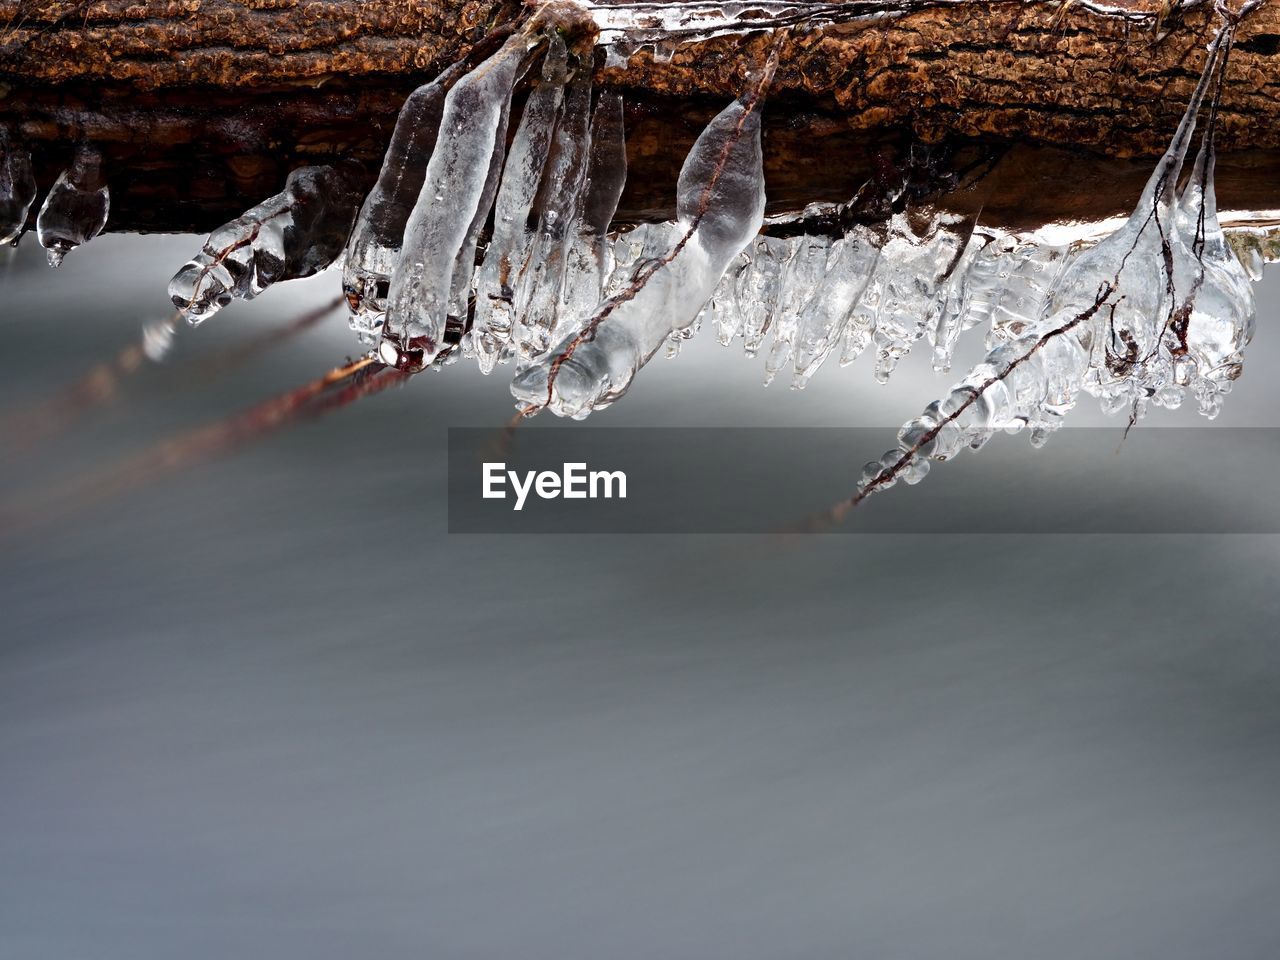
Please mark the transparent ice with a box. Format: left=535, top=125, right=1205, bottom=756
left=168, top=164, right=361, bottom=325
left=560, top=91, right=628, bottom=332
left=380, top=32, right=532, bottom=369
left=35, top=145, right=109, bottom=268
left=850, top=28, right=1255, bottom=502
left=762, top=232, right=830, bottom=384
left=791, top=224, right=881, bottom=387
left=511, top=93, right=767, bottom=417
left=511, top=71, right=594, bottom=356
left=470, top=34, right=570, bottom=374
left=342, top=61, right=465, bottom=343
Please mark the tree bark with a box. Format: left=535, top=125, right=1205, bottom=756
left=2, top=0, right=1278, bottom=233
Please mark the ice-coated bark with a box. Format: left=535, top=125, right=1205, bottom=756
left=511, top=71, right=594, bottom=357
left=380, top=32, right=531, bottom=369
left=341, top=62, right=464, bottom=343
left=511, top=94, right=767, bottom=418
left=168, top=164, right=361, bottom=324
left=0, top=129, right=37, bottom=246
left=470, top=35, right=569, bottom=374
left=35, top=145, right=109, bottom=267
left=561, top=91, right=628, bottom=323
left=791, top=225, right=881, bottom=387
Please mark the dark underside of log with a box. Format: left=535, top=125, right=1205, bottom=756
left=2, top=0, right=1279, bottom=234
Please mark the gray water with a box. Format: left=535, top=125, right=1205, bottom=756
left=2, top=235, right=1279, bottom=958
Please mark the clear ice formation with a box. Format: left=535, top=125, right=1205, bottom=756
left=138, top=8, right=1252, bottom=508
left=510, top=92, right=767, bottom=417
left=511, top=71, right=595, bottom=356
left=850, top=26, right=1257, bottom=501
left=35, top=144, right=109, bottom=267
left=168, top=164, right=361, bottom=324
left=1170, top=125, right=1256, bottom=419
left=470, top=34, right=571, bottom=373
left=342, top=61, right=466, bottom=343
left=560, top=91, right=629, bottom=339
left=0, top=129, right=37, bottom=246
left=379, top=31, right=534, bottom=370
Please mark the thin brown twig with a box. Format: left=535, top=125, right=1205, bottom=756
left=0, top=353, right=403, bottom=535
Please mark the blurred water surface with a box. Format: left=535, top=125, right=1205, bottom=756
left=2, top=236, right=1279, bottom=959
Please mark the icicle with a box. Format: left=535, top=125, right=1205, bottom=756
left=735, top=235, right=787, bottom=357
left=511, top=91, right=767, bottom=418
left=511, top=70, right=594, bottom=357
left=928, top=231, right=989, bottom=373
left=763, top=233, right=830, bottom=385
left=35, top=144, right=109, bottom=267
left=560, top=91, right=629, bottom=325
left=712, top=251, right=750, bottom=345
left=862, top=209, right=967, bottom=383
left=791, top=224, right=881, bottom=387
left=471, top=36, right=570, bottom=373
left=341, top=61, right=465, bottom=344
left=379, top=32, right=532, bottom=370
left=445, top=89, right=513, bottom=347
left=167, top=164, right=361, bottom=325
left=0, top=129, right=37, bottom=246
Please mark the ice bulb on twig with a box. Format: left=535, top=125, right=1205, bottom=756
left=36, top=144, right=109, bottom=267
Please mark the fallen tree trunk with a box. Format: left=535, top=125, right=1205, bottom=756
left=2, top=0, right=1278, bottom=233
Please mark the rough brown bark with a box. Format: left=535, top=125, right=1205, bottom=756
left=2, top=0, right=1278, bottom=233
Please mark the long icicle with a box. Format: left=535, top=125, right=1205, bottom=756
left=510, top=37, right=781, bottom=418
left=470, top=33, right=570, bottom=374
left=378, top=27, right=539, bottom=371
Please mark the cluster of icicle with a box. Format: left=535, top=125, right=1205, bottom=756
left=3, top=8, right=1260, bottom=512
left=156, top=15, right=1258, bottom=487
left=852, top=22, right=1256, bottom=500
left=0, top=136, right=109, bottom=266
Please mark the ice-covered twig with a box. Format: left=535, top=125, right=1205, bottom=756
left=808, top=23, right=1237, bottom=527
left=1, top=355, right=409, bottom=536
left=168, top=164, right=361, bottom=325
left=822, top=282, right=1115, bottom=527
left=510, top=38, right=781, bottom=418
left=1164, top=22, right=1255, bottom=418
left=35, top=144, right=109, bottom=267
left=3, top=297, right=344, bottom=450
